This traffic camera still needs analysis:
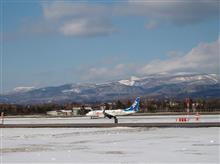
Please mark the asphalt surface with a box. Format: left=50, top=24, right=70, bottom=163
left=0, top=122, right=219, bottom=128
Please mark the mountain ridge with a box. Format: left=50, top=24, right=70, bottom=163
left=1, top=73, right=219, bottom=104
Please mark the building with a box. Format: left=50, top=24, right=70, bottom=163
left=47, top=110, right=73, bottom=116
left=72, top=107, right=81, bottom=116
left=46, top=110, right=58, bottom=116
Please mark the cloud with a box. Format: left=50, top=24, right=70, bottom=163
left=145, top=20, right=159, bottom=30
left=77, top=64, right=138, bottom=82
left=41, top=1, right=115, bottom=37
left=82, top=64, right=127, bottom=81
left=36, top=0, right=219, bottom=37
left=166, top=50, right=183, bottom=58
left=140, top=37, right=220, bottom=75
left=59, top=19, right=116, bottom=37
left=42, top=1, right=109, bottom=20
left=73, top=38, right=219, bottom=82
left=127, top=0, right=219, bottom=25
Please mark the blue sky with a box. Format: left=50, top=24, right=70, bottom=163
left=0, top=0, right=219, bottom=92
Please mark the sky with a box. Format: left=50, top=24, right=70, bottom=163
left=0, top=0, right=219, bottom=92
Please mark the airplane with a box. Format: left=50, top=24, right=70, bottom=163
left=86, top=97, right=140, bottom=123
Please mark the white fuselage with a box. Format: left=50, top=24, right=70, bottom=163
left=86, top=97, right=140, bottom=119
left=86, top=109, right=135, bottom=118
left=86, top=110, right=105, bottom=118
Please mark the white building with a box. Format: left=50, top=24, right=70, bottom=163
left=72, top=107, right=81, bottom=116
left=47, top=110, right=73, bottom=116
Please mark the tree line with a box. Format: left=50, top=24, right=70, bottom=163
left=0, top=98, right=219, bottom=116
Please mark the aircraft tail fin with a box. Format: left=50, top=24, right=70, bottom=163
left=125, top=97, right=140, bottom=112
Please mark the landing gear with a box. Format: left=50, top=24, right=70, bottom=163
left=113, top=116, right=118, bottom=124
left=103, top=110, right=118, bottom=124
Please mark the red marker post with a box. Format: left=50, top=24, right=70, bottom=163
left=1, top=112, right=4, bottom=124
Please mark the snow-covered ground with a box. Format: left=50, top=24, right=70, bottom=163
left=3, top=114, right=220, bottom=124
left=1, top=127, right=219, bottom=163
left=0, top=115, right=219, bottom=163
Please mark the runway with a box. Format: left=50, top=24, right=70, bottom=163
left=1, top=122, right=220, bottom=128
left=2, top=116, right=220, bottom=163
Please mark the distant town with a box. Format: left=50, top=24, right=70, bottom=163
left=0, top=97, right=219, bottom=116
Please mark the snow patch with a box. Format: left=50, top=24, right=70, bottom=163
left=171, top=74, right=219, bottom=83
left=62, top=88, right=81, bottom=93
left=204, top=74, right=218, bottom=83
left=118, top=79, right=135, bottom=86
left=119, top=76, right=140, bottom=86
left=13, top=87, right=35, bottom=92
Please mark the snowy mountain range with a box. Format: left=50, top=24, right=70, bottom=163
left=0, top=73, right=219, bottom=104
